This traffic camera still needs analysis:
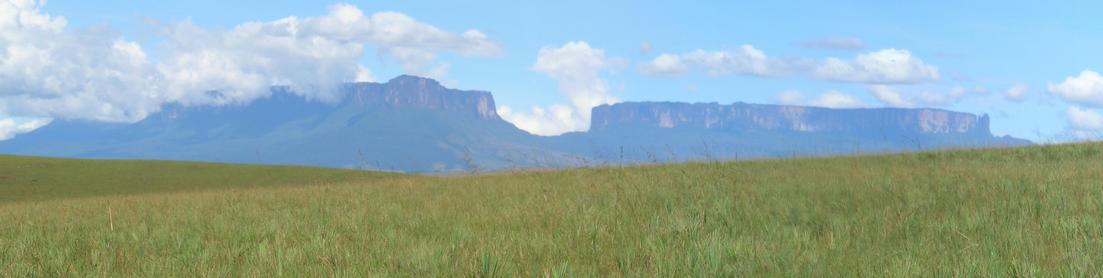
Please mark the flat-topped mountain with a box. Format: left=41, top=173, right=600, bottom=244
left=1, top=76, right=571, bottom=172
left=345, top=75, right=499, bottom=119
left=591, top=102, right=990, bottom=136
left=0, top=75, right=1030, bottom=172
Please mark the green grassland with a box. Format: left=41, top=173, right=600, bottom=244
left=1, top=143, right=1102, bottom=276
left=0, top=155, right=395, bottom=203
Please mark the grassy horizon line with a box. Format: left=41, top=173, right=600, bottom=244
left=2, top=142, right=1102, bottom=275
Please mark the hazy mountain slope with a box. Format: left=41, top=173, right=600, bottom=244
left=0, top=75, right=1030, bottom=172
left=0, top=76, right=579, bottom=172
left=542, top=102, right=1031, bottom=163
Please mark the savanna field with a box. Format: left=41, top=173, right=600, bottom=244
left=1, top=143, right=1102, bottom=276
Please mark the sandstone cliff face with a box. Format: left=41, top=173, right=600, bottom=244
left=344, top=75, right=499, bottom=120
left=591, top=102, right=991, bottom=136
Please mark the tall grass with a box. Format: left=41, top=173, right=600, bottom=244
left=0, top=155, right=394, bottom=203
left=1, top=143, right=1102, bottom=276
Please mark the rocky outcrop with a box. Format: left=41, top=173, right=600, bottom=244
left=591, top=102, right=992, bottom=136
left=344, top=75, right=499, bottom=119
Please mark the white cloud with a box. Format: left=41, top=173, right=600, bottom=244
left=916, top=91, right=949, bottom=106
left=500, top=41, right=617, bottom=136
left=1004, top=83, right=1029, bottom=102
left=155, top=20, right=362, bottom=106
left=355, top=65, right=376, bottom=83
left=639, top=45, right=778, bottom=77
left=297, top=5, right=499, bottom=73
left=774, top=90, right=806, bottom=105
left=497, top=105, right=578, bottom=136
left=810, top=91, right=865, bottom=108
left=865, top=84, right=994, bottom=108
left=948, top=86, right=989, bottom=99
left=0, top=118, right=50, bottom=140
left=0, top=1, right=498, bottom=123
left=1067, top=106, right=1103, bottom=131
left=423, top=64, right=451, bottom=81
left=1048, top=70, right=1103, bottom=107
left=867, top=85, right=913, bottom=107
left=642, top=47, right=939, bottom=85
left=156, top=4, right=498, bottom=106
left=774, top=90, right=865, bottom=109
left=640, top=54, right=688, bottom=76
left=800, top=37, right=865, bottom=50
left=531, top=42, right=617, bottom=114
left=0, top=0, right=65, bottom=31
left=814, top=49, right=940, bottom=84
left=0, top=0, right=160, bottom=122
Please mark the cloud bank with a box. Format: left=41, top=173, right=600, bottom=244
left=0, top=0, right=158, bottom=122
left=641, top=47, right=939, bottom=84
left=0, top=118, right=50, bottom=140
left=813, top=49, right=940, bottom=84
left=863, top=85, right=990, bottom=108
left=1049, top=70, right=1103, bottom=107
left=638, top=45, right=778, bottom=77
left=1049, top=71, right=1103, bottom=136
left=0, top=1, right=499, bottom=125
left=775, top=90, right=866, bottom=109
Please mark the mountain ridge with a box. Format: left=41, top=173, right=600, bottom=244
left=0, top=75, right=1030, bottom=172
left=591, top=101, right=991, bottom=135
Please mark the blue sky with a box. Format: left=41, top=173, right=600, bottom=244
left=2, top=0, right=1101, bottom=140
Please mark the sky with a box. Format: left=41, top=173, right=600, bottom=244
left=1, top=0, right=1102, bottom=141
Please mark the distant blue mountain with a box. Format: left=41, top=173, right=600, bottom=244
left=0, top=75, right=1030, bottom=172
left=553, top=102, right=1028, bottom=162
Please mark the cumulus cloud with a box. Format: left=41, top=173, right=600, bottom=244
left=782, top=87, right=950, bottom=110
left=359, top=10, right=499, bottom=76
left=0, top=1, right=498, bottom=126
left=154, top=18, right=364, bottom=106
left=642, top=47, right=939, bottom=84
left=155, top=4, right=499, bottom=106
left=867, top=85, right=913, bottom=107
left=915, top=91, right=949, bottom=106
left=639, top=45, right=779, bottom=77
left=774, top=90, right=806, bottom=105
left=1067, top=106, right=1103, bottom=131
left=499, top=41, right=617, bottom=136
left=0, top=0, right=160, bottom=122
left=0, top=118, right=50, bottom=140
left=1048, top=70, right=1103, bottom=107
left=497, top=105, right=577, bottom=136
left=810, top=91, right=865, bottom=108
left=1004, top=83, right=1029, bottom=102
left=813, top=49, right=940, bottom=84
left=948, top=86, right=990, bottom=99
left=800, top=37, right=865, bottom=50
left=355, top=65, right=376, bottom=83
left=866, top=84, right=992, bottom=108
left=774, top=90, right=865, bottom=109
left=531, top=41, right=618, bottom=112
left=639, top=54, right=687, bottom=76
